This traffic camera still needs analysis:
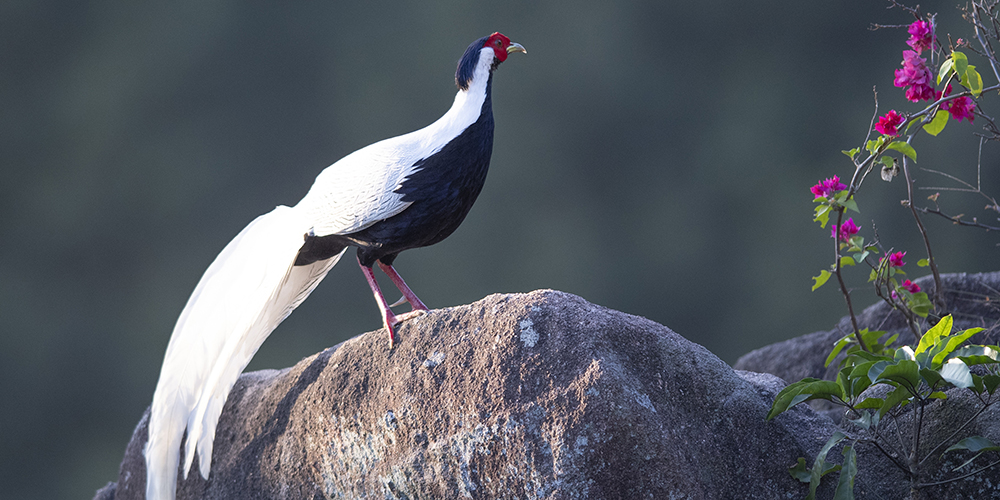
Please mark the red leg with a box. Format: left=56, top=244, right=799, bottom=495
left=358, top=257, right=398, bottom=347
left=377, top=261, right=429, bottom=311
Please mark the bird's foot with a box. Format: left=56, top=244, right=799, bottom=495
left=382, top=309, right=427, bottom=348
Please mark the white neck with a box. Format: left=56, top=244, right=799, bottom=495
left=420, top=47, right=494, bottom=141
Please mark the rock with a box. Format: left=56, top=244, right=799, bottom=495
left=92, top=482, right=115, bottom=500
left=103, top=290, right=839, bottom=499
left=735, top=271, right=1000, bottom=384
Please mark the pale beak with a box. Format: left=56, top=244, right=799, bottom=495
left=507, top=42, right=527, bottom=55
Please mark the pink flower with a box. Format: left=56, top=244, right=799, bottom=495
left=944, top=95, right=976, bottom=122
left=875, top=110, right=905, bottom=136
left=938, top=85, right=976, bottom=123
left=831, top=217, right=860, bottom=241
left=811, top=175, right=848, bottom=199
left=892, top=279, right=922, bottom=300
left=894, top=50, right=937, bottom=102
left=888, top=251, right=906, bottom=268
left=907, top=20, right=934, bottom=53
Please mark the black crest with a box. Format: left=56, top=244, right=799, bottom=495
left=455, top=35, right=490, bottom=90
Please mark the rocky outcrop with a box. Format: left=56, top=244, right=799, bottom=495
left=101, top=290, right=839, bottom=499
left=100, top=276, right=1000, bottom=500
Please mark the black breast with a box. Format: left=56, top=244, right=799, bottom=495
left=295, top=75, right=495, bottom=268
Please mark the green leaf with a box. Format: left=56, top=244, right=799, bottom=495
left=814, top=204, right=832, bottom=228
left=789, top=457, right=812, bottom=483
left=908, top=292, right=933, bottom=318
left=840, top=256, right=856, bottom=267
left=849, top=360, right=877, bottom=380
left=883, top=333, right=899, bottom=349
left=851, top=350, right=893, bottom=363
left=807, top=432, right=849, bottom=500
left=768, top=378, right=845, bottom=419
left=868, top=360, right=890, bottom=381
left=860, top=329, right=887, bottom=352
left=920, top=368, right=945, bottom=389
left=931, top=327, right=984, bottom=367
left=855, top=397, right=884, bottom=409
left=923, top=110, right=949, bottom=136
left=842, top=197, right=859, bottom=213
left=839, top=364, right=872, bottom=400
left=825, top=334, right=854, bottom=368
left=852, top=250, right=869, bottom=265
left=953, top=51, right=969, bottom=83
left=842, top=148, right=860, bottom=159
left=945, top=436, right=1000, bottom=454
left=916, top=315, right=954, bottom=355
left=872, top=360, right=921, bottom=392
left=928, top=391, right=948, bottom=400
left=940, top=358, right=974, bottom=388
left=833, top=444, right=858, bottom=500
left=951, top=345, right=1000, bottom=366
left=879, top=385, right=914, bottom=417
left=967, top=66, right=984, bottom=97
left=886, top=141, right=917, bottom=162
left=866, top=136, right=887, bottom=155
left=917, top=258, right=929, bottom=267
left=812, top=270, right=832, bottom=291
left=983, top=374, right=1000, bottom=395
left=938, top=57, right=955, bottom=85
left=849, top=410, right=880, bottom=430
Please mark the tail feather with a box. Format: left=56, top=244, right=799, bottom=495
left=145, top=205, right=343, bottom=500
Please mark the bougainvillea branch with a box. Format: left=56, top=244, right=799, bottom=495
left=785, top=6, right=1000, bottom=497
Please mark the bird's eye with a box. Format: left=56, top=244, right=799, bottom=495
left=495, top=39, right=502, bottom=46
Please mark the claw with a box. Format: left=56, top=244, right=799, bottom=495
left=389, top=295, right=409, bottom=308
left=395, top=309, right=427, bottom=322
left=384, top=318, right=396, bottom=348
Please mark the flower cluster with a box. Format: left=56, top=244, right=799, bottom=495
left=875, top=110, right=905, bottom=136
left=811, top=175, right=847, bottom=199
left=831, top=217, right=860, bottom=242
left=900, top=279, right=921, bottom=293
left=894, top=50, right=937, bottom=102
left=906, top=20, right=934, bottom=53
left=891, top=279, right=922, bottom=300
left=941, top=85, right=977, bottom=122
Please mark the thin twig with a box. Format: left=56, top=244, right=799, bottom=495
left=918, top=400, right=993, bottom=466
left=901, top=153, right=946, bottom=310
left=912, top=205, right=1000, bottom=231
left=973, top=1, right=1000, bottom=82
left=918, top=457, right=1000, bottom=487
left=868, top=436, right=913, bottom=474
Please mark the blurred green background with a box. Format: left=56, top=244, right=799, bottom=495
left=3, top=1, right=998, bottom=498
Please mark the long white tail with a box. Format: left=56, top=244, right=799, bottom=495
left=144, top=205, right=344, bottom=500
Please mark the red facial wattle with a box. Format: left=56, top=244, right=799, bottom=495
left=484, top=32, right=515, bottom=62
